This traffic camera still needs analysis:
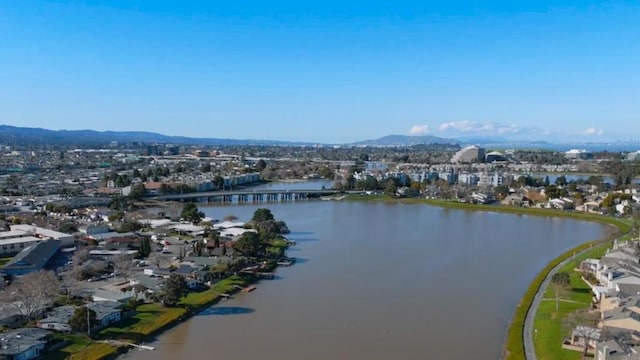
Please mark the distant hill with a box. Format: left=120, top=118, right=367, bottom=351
left=351, top=135, right=459, bottom=147
left=0, top=125, right=316, bottom=147
left=1, top=124, right=637, bottom=151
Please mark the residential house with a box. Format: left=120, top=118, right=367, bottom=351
left=0, top=328, right=52, bottom=360
left=87, top=301, right=122, bottom=328
left=566, top=326, right=602, bottom=353
left=37, top=302, right=122, bottom=332
left=596, top=338, right=640, bottom=360
left=129, top=273, right=164, bottom=299
left=602, top=297, right=640, bottom=333
left=37, top=305, right=74, bottom=332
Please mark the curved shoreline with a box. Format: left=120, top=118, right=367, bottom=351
left=84, top=195, right=629, bottom=360
left=345, top=195, right=631, bottom=359
left=521, top=240, right=612, bottom=360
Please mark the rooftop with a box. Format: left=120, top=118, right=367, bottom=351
left=3, top=239, right=61, bottom=272
left=0, top=328, right=51, bottom=356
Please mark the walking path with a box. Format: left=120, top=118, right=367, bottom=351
left=540, top=298, right=589, bottom=305
left=523, top=242, right=606, bottom=360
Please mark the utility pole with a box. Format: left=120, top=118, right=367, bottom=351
left=87, top=306, right=91, bottom=336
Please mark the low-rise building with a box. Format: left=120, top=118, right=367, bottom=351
left=0, top=328, right=52, bottom=360
left=2, top=240, right=61, bottom=276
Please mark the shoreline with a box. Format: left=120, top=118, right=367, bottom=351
left=78, top=195, right=630, bottom=360
left=345, top=194, right=632, bottom=360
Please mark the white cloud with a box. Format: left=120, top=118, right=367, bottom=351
left=582, top=127, right=604, bottom=136
left=437, top=120, right=522, bottom=135
left=408, top=125, right=431, bottom=135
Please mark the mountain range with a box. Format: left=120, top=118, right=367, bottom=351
left=0, top=124, right=638, bottom=151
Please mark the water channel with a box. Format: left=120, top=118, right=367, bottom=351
left=127, top=181, right=607, bottom=360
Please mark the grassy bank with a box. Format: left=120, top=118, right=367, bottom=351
left=532, top=229, right=638, bottom=360
left=100, top=275, right=254, bottom=342
left=47, top=334, right=120, bottom=360
left=54, top=275, right=256, bottom=360
left=532, top=245, right=609, bottom=360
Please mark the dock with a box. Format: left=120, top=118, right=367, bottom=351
left=232, top=284, right=257, bottom=292
left=257, top=272, right=275, bottom=279
left=100, top=340, right=155, bottom=351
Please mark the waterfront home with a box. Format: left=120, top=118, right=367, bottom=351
left=501, top=193, right=529, bottom=207
left=89, top=289, right=134, bottom=303
left=565, top=325, right=601, bottom=353
left=37, top=302, right=122, bottom=332
left=580, top=259, right=601, bottom=274
left=143, top=265, right=200, bottom=289
left=87, top=301, right=122, bottom=328
left=596, top=338, right=640, bottom=360
left=0, top=328, right=52, bottom=360
left=602, top=298, right=640, bottom=333
left=470, top=192, right=493, bottom=204
left=130, top=274, right=164, bottom=298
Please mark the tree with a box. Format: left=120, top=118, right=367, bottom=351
left=58, top=221, right=79, bottom=234
left=138, top=237, right=152, bottom=257
left=210, top=262, right=230, bottom=278
left=149, top=252, right=163, bottom=268
left=108, top=211, right=124, bottom=222
left=117, top=220, right=143, bottom=233
left=555, top=175, right=568, bottom=186
left=111, top=254, right=133, bottom=282
left=181, top=202, right=204, bottom=224
left=255, top=159, right=267, bottom=172
left=159, top=274, right=188, bottom=307
left=384, top=179, right=397, bottom=196
left=551, top=271, right=571, bottom=310
left=213, top=176, right=224, bottom=190
left=72, top=247, right=90, bottom=265
left=60, top=263, right=84, bottom=299
left=0, top=270, right=60, bottom=320
left=252, top=208, right=274, bottom=222
left=562, top=308, right=600, bottom=359
left=233, top=231, right=263, bottom=258
left=128, top=183, right=146, bottom=200
left=552, top=271, right=571, bottom=288
left=69, top=306, right=97, bottom=334
left=494, top=185, right=510, bottom=199
left=192, top=240, right=205, bottom=257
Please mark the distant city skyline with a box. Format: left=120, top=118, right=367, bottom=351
left=1, top=1, right=639, bottom=143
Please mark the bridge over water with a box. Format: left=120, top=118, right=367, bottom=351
left=154, top=189, right=344, bottom=203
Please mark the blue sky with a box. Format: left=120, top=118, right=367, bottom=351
left=1, top=1, right=639, bottom=143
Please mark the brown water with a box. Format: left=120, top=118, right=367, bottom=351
left=127, top=201, right=606, bottom=360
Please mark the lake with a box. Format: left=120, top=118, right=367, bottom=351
left=126, top=190, right=606, bottom=359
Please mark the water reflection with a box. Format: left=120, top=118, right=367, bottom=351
left=198, top=306, right=256, bottom=316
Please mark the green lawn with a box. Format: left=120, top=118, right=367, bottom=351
left=99, top=303, right=187, bottom=342
left=0, top=257, right=12, bottom=266
left=46, top=334, right=117, bottom=360
left=533, top=245, right=609, bottom=360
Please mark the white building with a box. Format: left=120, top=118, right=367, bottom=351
left=451, top=145, right=486, bottom=164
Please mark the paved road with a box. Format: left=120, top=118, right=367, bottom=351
left=523, top=242, right=608, bottom=360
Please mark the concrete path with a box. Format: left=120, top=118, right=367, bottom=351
left=523, top=242, right=606, bottom=360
